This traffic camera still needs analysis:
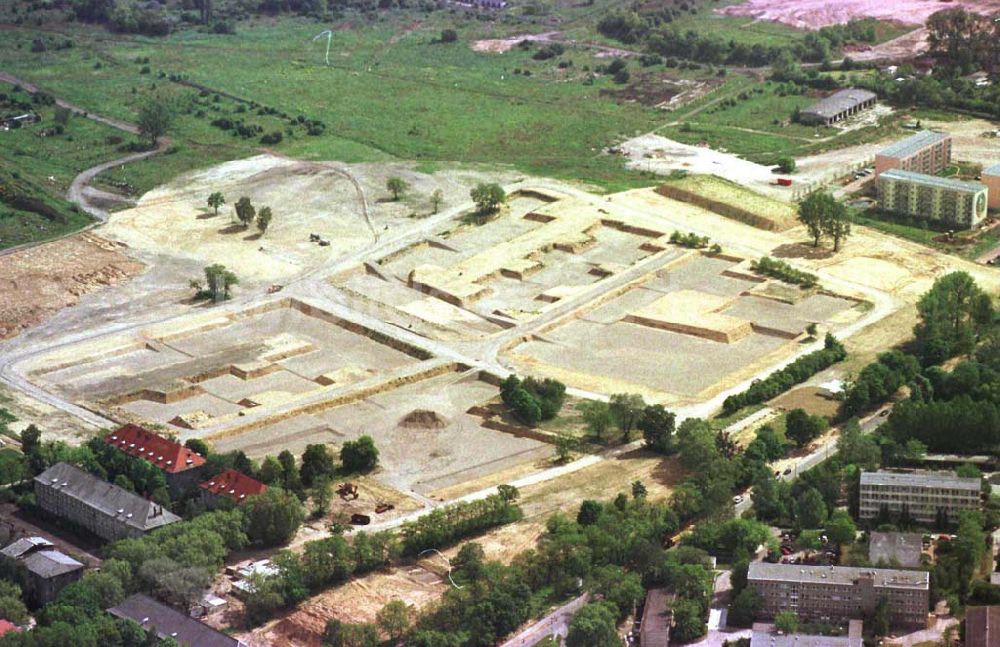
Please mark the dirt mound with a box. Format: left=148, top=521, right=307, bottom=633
left=0, top=234, right=144, bottom=340
left=398, top=409, right=449, bottom=429
left=716, top=0, right=1000, bottom=30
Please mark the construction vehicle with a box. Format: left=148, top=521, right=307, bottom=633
left=337, top=482, right=359, bottom=500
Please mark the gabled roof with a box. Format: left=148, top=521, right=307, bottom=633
left=802, top=88, right=877, bottom=119
left=0, top=620, right=19, bottom=637
left=21, top=550, right=84, bottom=579
left=35, top=462, right=180, bottom=535
left=108, top=594, right=243, bottom=647
left=198, top=469, right=267, bottom=503
left=0, top=537, right=53, bottom=559
left=105, top=425, right=206, bottom=474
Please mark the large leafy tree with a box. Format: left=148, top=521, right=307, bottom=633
left=914, top=271, right=994, bottom=364
left=566, top=602, right=619, bottom=647
left=136, top=96, right=173, bottom=146
left=798, top=191, right=844, bottom=248
left=243, top=487, right=305, bottom=547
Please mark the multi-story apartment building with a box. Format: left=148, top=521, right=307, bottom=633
left=748, top=563, right=929, bottom=630
left=104, top=425, right=207, bottom=496
left=878, top=169, right=989, bottom=228
left=34, top=462, right=180, bottom=542
left=874, top=131, right=952, bottom=178
left=985, top=163, right=1000, bottom=211
left=859, top=470, right=982, bottom=525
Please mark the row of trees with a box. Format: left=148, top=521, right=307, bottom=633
left=500, top=375, right=566, bottom=426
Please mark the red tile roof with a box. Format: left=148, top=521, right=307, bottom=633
left=0, top=620, right=20, bottom=636
left=198, top=469, right=267, bottom=503
left=105, top=425, right=206, bottom=474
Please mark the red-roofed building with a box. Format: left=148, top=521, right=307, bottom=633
left=104, top=425, right=207, bottom=495
left=0, top=620, right=20, bottom=637
left=198, top=470, right=267, bottom=509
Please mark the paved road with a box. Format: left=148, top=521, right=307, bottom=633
left=499, top=594, right=588, bottom=647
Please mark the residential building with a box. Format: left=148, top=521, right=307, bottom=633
left=108, top=593, right=245, bottom=647
left=639, top=588, right=674, bottom=647
left=34, top=462, right=180, bottom=541
left=868, top=532, right=923, bottom=568
left=104, top=425, right=207, bottom=495
left=747, top=562, right=929, bottom=630
left=859, top=470, right=982, bottom=525
left=750, top=619, right=863, bottom=647
left=799, top=89, right=877, bottom=126
left=877, top=169, right=989, bottom=228
left=965, top=606, right=1000, bottom=647
left=985, top=163, right=1000, bottom=211
left=0, top=537, right=84, bottom=606
left=198, top=469, right=267, bottom=509
left=874, top=131, right=952, bottom=177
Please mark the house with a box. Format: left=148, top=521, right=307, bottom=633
left=0, top=537, right=84, bottom=606
left=108, top=593, right=245, bottom=647
left=868, top=532, right=923, bottom=568
left=639, top=588, right=674, bottom=647
left=34, top=462, right=180, bottom=541
left=748, top=562, right=929, bottom=630
left=104, top=425, right=207, bottom=495
left=198, top=469, right=266, bottom=509
left=750, top=619, right=863, bottom=647
left=799, top=89, right=877, bottom=126
left=965, top=606, right=1000, bottom=647
left=859, top=470, right=982, bottom=525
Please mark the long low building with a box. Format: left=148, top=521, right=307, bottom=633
left=877, top=169, right=989, bottom=228
left=34, top=462, right=180, bottom=541
left=799, top=88, right=877, bottom=126
left=859, top=470, right=981, bottom=525
left=748, top=562, right=929, bottom=630
left=751, top=619, right=863, bottom=647
left=108, top=594, right=245, bottom=647
left=874, top=130, right=952, bottom=178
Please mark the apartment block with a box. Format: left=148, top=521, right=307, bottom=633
left=34, top=462, right=180, bottom=542
left=985, top=163, right=1000, bottom=211
left=878, top=169, right=989, bottom=228
left=748, top=563, right=929, bottom=630
left=859, top=470, right=981, bottom=525
left=874, top=130, right=952, bottom=178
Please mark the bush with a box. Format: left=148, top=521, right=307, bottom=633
left=776, top=156, right=797, bottom=173
left=533, top=43, right=565, bottom=60
left=341, top=435, right=379, bottom=473
left=750, top=256, right=817, bottom=288
left=260, top=131, right=283, bottom=145
left=440, top=29, right=458, bottom=43
left=500, top=375, right=566, bottom=425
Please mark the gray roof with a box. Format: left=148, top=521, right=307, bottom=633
left=869, top=532, right=923, bottom=568
left=751, top=620, right=863, bottom=647
left=860, top=469, right=982, bottom=491
left=878, top=130, right=950, bottom=159
left=802, top=89, right=877, bottom=119
left=748, top=562, right=929, bottom=590
left=108, top=594, right=243, bottom=647
left=35, top=462, right=180, bottom=534
left=985, top=163, right=1000, bottom=176
left=1, top=537, right=53, bottom=559
left=21, top=550, right=84, bottom=579
left=879, top=169, right=987, bottom=194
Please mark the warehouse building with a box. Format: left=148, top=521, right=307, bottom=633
left=859, top=470, right=981, bottom=525
left=877, top=169, right=989, bottom=228
left=34, top=462, right=180, bottom=541
left=748, top=562, right=929, bottom=630
left=799, top=89, right=877, bottom=126
left=874, top=130, right=952, bottom=178
left=985, top=163, right=1000, bottom=211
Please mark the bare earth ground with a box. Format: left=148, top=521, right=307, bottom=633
left=0, top=233, right=143, bottom=340
left=770, top=385, right=841, bottom=418
left=717, top=0, right=1000, bottom=29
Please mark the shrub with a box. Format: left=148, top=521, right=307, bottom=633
left=750, top=256, right=817, bottom=288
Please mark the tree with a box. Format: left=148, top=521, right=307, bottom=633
left=676, top=418, right=720, bottom=471
left=184, top=438, right=210, bottom=457
left=256, top=206, right=273, bottom=235
left=798, top=191, right=843, bottom=248
left=207, top=192, right=225, bottom=216
left=136, top=96, right=172, bottom=146
left=259, top=455, right=283, bottom=486
left=202, top=264, right=238, bottom=301
left=785, top=408, right=827, bottom=446
left=580, top=400, right=613, bottom=442
left=566, top=602, right=619, bottom=647
left=243, top=487, right=305, bottom=546
left=671, top=598, right=706, bottom=643
left=310, top=476, right=333, bottom=519
left=300, top=444, right=335, bottom=487
left=631, top=480, right=647, bottom=500
left=376, top=599, right=411, bottom=642
left=824, top=206, right=851, bottom=252
left=609, top=393, right=646, bottom=442
left=325, top=621, right=379, bottom=647
left=341, top=435, right=379, bottom=473
left=775, top=609, right=799, bottom=634
left=554, top=434, right=576, bottom=463
left=386, top=177, right=408, bottom=201
left=234, top=196, right=256, bottom=228
left=914, top=272, right=994, bottom=363
left=728, top=588, right=761, bottom=628
left=0, top=581, right=28, bottom=625
left=577, top=499, right=602, bottom=526
left=837, top=419, right=881, bottom=470
left=470, top=183, right=506, bottom=217
left=440, top=29, right=458, bottom=43
left=825, top=509, right=858, bottom=546
left=776, top=156, right=796, bottom=173
left=591, top=565, right=643, bottom=620
left=430, top=188, right=444, bottom=214
left=639, top=404, right=676, bottom=454
left=452, top=542, right=485, bottom=580
left=794, top=487, right=828, bottom=529
left=20, top=424, right=41, bottom=458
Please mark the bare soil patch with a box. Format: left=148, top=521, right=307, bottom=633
left=770, top=385, right=841, bottom=418
left=716, top=0, right=1000, bottom=30
left=771, top=242, right=836, bottom=260
left=0, top=233, right=143, bottom=340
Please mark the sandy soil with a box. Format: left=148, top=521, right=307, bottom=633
left=472, top=31, right=560, bottom=54
left=716, top=0, right=1000, bottom=29
left=0, top=233, right=144, bottom=341
left=770, top=385, right=841, bottom=417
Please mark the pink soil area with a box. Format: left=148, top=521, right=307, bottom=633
left=716, top=0, right=1000, bottom=30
